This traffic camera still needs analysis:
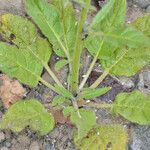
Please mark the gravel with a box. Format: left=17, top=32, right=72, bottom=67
left=29, top=141, right=40, bottom=150
left=132, top=0, right=150, bottom=8
left=0, top=132, right=5, bottom=142
left=0, top=147, right=9, bottom=150
left=129, top=126, right=150, bottom=150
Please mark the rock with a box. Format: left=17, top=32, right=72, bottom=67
left=126, top=4, right=144, bottom=23
left=127, top=0, right=134, bottom=7
left=118, top=77, right=135, bottom=89
left=0, top=132, right=5, bottom=142
left=29, top=141, right=40, bottom=150
left=133, top=0, right=150, bottom=8
left=146, top=5, right=150, bottom=12
left=0, top=147, right=9, bottom=150
left=138, top=66, right=150, bottom=95
left=42, top=72, right=54, bottom=84
left=0, top=0, right=25, bottom=15
left=130, top=125, right=150, bottom=150
left=44, top=144, right=56, bottom=150
left=4, top=141, right=12, bottom=148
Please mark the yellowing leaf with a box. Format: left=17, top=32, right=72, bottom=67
left=131, top=13, right=150, bottom=36
left=0, top=99, right=55, bottom=135
left=74, top=124, right=128, bottom=150
left=0, top=14, right=51, bottom=87
left=0, top=74, right=26, bottom=108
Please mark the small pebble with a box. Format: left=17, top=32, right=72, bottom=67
left=29, top=141, right=40, bottom=150
left=0, top=132, right=5, bottom=142
left=86, top=100, right=90, bottom=103
left=5, top=141, right=12, bottom=148
left=44, top=144, right=56, bottom=150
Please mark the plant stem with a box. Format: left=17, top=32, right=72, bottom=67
left=90, top=48, right=129, bottom=88
left=70, top=0, right=91, bottom=93
left=39, top=77, right=61, bottom=95
left=79, top=40, right=104, bottom=91
left=44, top=63, right=63, bottom=87
left=90, top=70, right=109, bottom=88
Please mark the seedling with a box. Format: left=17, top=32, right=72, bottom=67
left=0, top=0, right=150, bottom=149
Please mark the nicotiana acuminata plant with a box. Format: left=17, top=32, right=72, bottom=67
left=0, top=0, right=150, bottom=149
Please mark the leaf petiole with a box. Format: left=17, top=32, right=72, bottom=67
left=44, top=63, right=63, bottom=87
left=90, top=48, right=129, bottom=88
left=79, top=40, right=104, bottom=91
left=70, top=0, right=91, bottom=93
left=39, top=77, right=62, bottom=95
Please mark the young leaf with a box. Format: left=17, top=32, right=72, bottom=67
left=52, top=0, right=77, bottom=57
left=63, top=106, right=75, bottom=118
left=54, top=84, right=74, bottom=99
left=112, top=91, right=150, bottom=125
left=91, top=0, right=126, bottom=32
left=63, top=107, right=97, bottom=139
left=25, top=0, right=77, bottom=58
left=54, top=59, right=68, bottom=72
left=80, top=87, right=111, bottom=99
left=52, top=95, right=70, bottom=107
left=74, top=124, right=128, bottom=150
left=0, top=99, right=55, bottom=135
left=0, top=14, right=51, bottom=87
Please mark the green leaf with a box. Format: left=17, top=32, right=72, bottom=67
left=74, top=124, right=128, bottom=150
left=0, top=14, right=51, bottom=87
left=80, top=87, right=111, bottom=99
left=89, top=26, right=150, bottom=49
left=0, top=99, right=55, bottom=135
left=52, top=95, right=70, bottom=106
left=52, top=0, right=77, bottom=57
left=86, top=1, right=150, bottom=77
left=112, top=91, right=150, bottom=125
left=54, top=84, right=74, bottom=99
left=63, top=107, right=96, bottom=139
left=63, top=106, right=75, bottom=118
left=85, top=27, right=150, bottom=77
left=54, top=59, right=68, bottom=72
left=91, top=0, right=126, bottom=32
left=26, top=0, right=77, bottom=57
